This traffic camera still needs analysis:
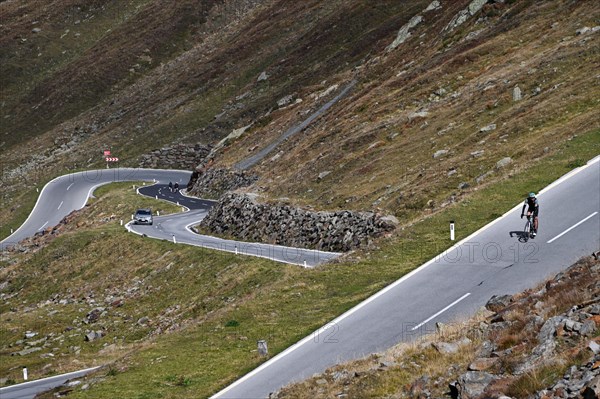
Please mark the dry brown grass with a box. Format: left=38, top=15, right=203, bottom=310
left=277, top=256, right=600, bottom=398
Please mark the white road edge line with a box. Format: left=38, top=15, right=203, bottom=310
left=411, top=293, right=472, bottom=331
left=181, top=219, right=336, bottom=267
left=57, top=201, right=64, bottom=210
left=547, top=212, right=599, bottom=244
left=211, top=156, right=600, bottom=398
left=1, top=168, right=191, bottom=245
left=131, top=186, right=339, bottom=267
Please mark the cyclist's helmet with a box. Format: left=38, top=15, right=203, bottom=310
left=528, top=192, right=536, bottom=198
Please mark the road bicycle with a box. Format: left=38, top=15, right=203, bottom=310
left=523, top=214, right=535, bottom=242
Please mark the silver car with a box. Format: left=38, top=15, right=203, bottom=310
left=134, top=208, right=153, bottom=225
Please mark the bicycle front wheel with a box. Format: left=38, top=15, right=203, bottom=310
left=524, top=220, right=531, bottom=239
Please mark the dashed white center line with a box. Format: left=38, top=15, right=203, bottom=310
left=411, top=293, right=471, bottom=331
left=39, top=221, right=48, bottom=231
left=66, top=183, right=75, bottom=191
left=547, top=212, right=599, bottom=244
left=57, top=201, right=64, bottom=210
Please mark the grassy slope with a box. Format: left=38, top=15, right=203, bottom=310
left=0, top=0, right=599, bottom=397
left=1, top=127, right=597, bottom=397
left=0, top=0, right=221, bottom=148
left=232, top=0, right=600, bottom=216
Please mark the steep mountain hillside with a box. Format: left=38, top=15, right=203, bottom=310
left=2, top=0, right=599, bottom=238
left=0, top=1, right=599, bottom=397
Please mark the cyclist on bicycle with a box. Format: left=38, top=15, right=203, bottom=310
left=521, top=192, right=539, bottom=237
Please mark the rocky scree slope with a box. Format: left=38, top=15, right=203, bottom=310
left=1, top=0, right=438, bottom=233
left=275, top=255, right=600, bottom=399
left=2, top=0, right=599, bottom=240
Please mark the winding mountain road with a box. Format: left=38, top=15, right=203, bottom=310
left=0, top=168, right=339, bottom=267
left=130, top=184, right=340, bottom=266
left=1, top=168, right=190, bottom=247
left=1, top=157, right=598, bottom=399
left=0, top=167, right=339, bottom=398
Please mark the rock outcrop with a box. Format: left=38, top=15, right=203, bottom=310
left=138, top=143, right=211, bottom=170
left=199, top=193, right=398, bottom=252
left=186, top=167, right=259, bottom=200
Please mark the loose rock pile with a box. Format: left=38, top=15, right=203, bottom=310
left=186, top=167, right=259, bottom=200
left=199, top=193, right=398, bottom=252
left=138, top=143, right=211, bottom=170
left=272, top=256, right=600, bottom=399
left=449, top=257, right=600, bottom=399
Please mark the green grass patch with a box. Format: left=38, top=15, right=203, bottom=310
left=0, top=185, right=40, bottom=241
left=2, top=129, right=598, bottom=396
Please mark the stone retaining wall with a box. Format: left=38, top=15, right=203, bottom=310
left=199, top=193, right=398, bottom=252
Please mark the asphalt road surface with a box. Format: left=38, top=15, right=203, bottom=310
left=0, top=367, right=100, bottom=399
left=235, top=80, right=357, bottom=170
left=0, top=168, right=339, bottom=398
left=212, top=157, right=600, bottom=398
left=2, top=159, right=598, bottom=398
left=1, top=168, right=191, bottom=248
left=130, top=184, right=340, bottom=267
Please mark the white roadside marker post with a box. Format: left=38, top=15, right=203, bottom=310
left=23, top=366, right=28, bottom=381
left=172, top=235, right=177, bottom=244
left=257, top=340, right=268, bottom=357
left=235, top=246, right=238, bottom=255
left=450, top=220, right=455, bottom=241
left=120, top=220, right=123, bottom=226
left=157, top=211, right=160, bottom=216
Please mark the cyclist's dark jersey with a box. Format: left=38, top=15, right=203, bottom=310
left=523, top=197, right=539, bottom=216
